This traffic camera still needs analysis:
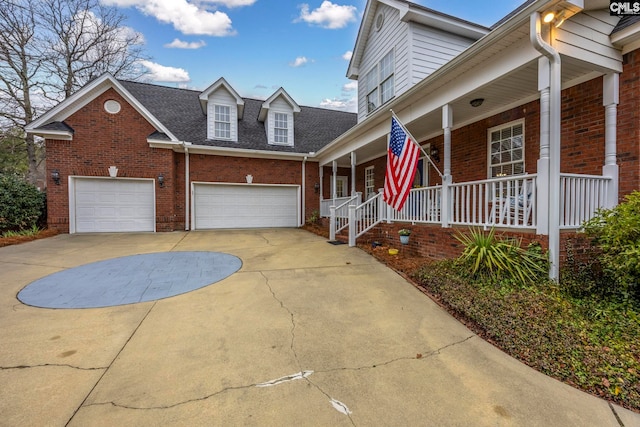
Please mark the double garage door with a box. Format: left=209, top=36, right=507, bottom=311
left=72, top=178, right=155, bottom=233
left=193, top=183, right=299, bottom=229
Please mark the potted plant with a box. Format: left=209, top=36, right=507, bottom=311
left=398, top=228, right=411, bottom=245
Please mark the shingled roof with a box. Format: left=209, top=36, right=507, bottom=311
left=119, top=80, right=357, bottom=154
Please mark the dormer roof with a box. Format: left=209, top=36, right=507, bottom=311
left=199, top=77, right=245, bottom=118
left=258, top=87, right=301, bottom=122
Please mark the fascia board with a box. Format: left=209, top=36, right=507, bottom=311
left=165, top=143, right=314, bottom=161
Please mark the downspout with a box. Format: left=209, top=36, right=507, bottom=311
left=182, top=141, right=190, bottom=231
left=301, top=156, right=307, bottom=227
left=530, top=13, right=561, bottom=281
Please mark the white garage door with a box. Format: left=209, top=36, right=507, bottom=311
left=193, top=184, right=299, bottom=229
left=73, top=178, right=155, bottom=233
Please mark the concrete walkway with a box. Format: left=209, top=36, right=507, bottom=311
left=1, top=229, right=638, bottom=426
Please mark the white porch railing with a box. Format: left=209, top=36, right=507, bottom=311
left=560, top=173, right=611, bottom=229
left=390, top=186, right=442, bottom=224
left=449, top=175, right=537, bottom=229
left=327, top=173, right=612, bottom=247
left=321, top=196, right=353, bottom=217
left=329, top=193, right=361, bottom=241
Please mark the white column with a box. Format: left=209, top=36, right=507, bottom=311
left=332, top=160, right=338, bottom=201
left=441, top=104, right=453, bottom=228
left=319, top=164, right=324, bottom=201
left=536, top=57, right=550, bottom=235
left=603, top=73, right=619, bottom=209
left=351, top=152, right=357, bottom=196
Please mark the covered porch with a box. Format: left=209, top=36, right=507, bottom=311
left=316, top=5, right=622, bottom=279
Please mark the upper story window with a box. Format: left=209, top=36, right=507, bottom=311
left=488, top=120, right=524, bottom=178
left=274, top=112, right=288, bottom=144
left=214, top=105, right=231, bottom=139
left=366, top=50, right=395, bottom=114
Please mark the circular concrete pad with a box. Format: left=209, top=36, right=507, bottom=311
left=18, top=252, right=242, bottom=309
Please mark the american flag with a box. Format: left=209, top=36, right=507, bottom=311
left=384, top=117, right=420, bottom=210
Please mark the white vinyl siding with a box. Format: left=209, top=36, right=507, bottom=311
left=207, top=88, right=238, bottom=141
left=193, top=183, right=299, bottom=229
left=214, top=105, right=231, bottom=139
left=488, top=120, right=525, bottom=178
left=71, top=178, right=155, bottom=233
left=408, top=23, right=476, bottom=86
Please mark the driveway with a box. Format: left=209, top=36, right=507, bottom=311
left=1, top=229, right=638, bottom=426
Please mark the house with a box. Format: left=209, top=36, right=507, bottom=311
left=25, top=75, right=356, bottom=233
left=315, top=0, right=640, bottom=279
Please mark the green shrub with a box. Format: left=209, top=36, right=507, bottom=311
left=455, top=227, right=548, bottom=286
left=0, top=174, right=45, bottom=233
left=582, top=191, right=640, bottom=303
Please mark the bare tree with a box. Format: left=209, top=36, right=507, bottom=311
left=40, top=0, right=147, bottom=99
left=0, top=0, right=147, bottom=184
left=0, top=0, right=46, bottom=184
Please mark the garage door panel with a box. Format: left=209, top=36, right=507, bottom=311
left=194, top=184, right=298, bottom=229
left=74, top=179, right=155, bottom=233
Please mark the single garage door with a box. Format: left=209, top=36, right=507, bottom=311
left=73, top=178, right=155, bottom=233
left=193, top=183, right=299, bottom=229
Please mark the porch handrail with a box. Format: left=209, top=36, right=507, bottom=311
left=321, top=196, right=353, bottom=217
left=348, top=191, right=384, bottom=246
left=329, top=193, right=361, bottom=241
left=448, top=174, right=537, bottom=229
left=560, top=173, right=611, bottom=229
left=390, top=186, right=442, bottom=224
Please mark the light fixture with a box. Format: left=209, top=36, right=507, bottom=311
left=553, top=10, right=566, bottom=28
left=470, top=98, right=484, bottom=108
left=51, top=169, right=60, bottom=185
left=314, top=182, right=320, bottom=193
left=158, top=174, right=164, bottom=188
left=430, top=146, right=440, bottom=163
left=543, top=11, right=555, bottom=23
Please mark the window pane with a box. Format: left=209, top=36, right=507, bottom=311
left=380, top=75, right=394, bottom=104
left=488, top=122, right=525, bottom=177
left=214, top=105, right=231, bottom=139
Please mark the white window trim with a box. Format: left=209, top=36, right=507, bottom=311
left=365, top=49, right=395, bottom=115
left=487, top=119, right=525, bottom=178
left=269, top=111, right=294, bottom=146
left=214, top=104, right=232, bottom=140
left=365, top=166, right=375, bottom=199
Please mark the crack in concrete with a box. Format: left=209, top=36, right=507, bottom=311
left=608, top=402, right=626, bottom=426
left=316, top=335, right=476, bottom=374
left=0, top=364, right=107, bottom=371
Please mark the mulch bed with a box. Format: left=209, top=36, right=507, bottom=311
left=0, top=229, right=59, bottom=248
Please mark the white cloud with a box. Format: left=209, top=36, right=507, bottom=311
left=101, top=0, right=236, bottom=36
left=319, top=96, right=357, bottom=112
left=198, top=0, right=257, bottom=6
left=289, top=56, right=309, bottom=67
left=139, top=60, right=190, bottom=82
left=342, top=50, right=352, bottom=61
left=164, top=38, right=206, bottom=49
left=296, top=1, right=357, bottom=29
left=342, top=81, right=357, bottom=92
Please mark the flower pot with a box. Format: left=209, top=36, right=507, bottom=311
left=400, top=235, right=410, bottom=245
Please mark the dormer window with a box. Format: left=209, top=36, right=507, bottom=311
left=214, top=105, right=231, bottom=139
left=274, top=113, right=288, bottom=144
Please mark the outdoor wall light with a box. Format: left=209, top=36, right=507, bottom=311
left=543, top=11, right=555, bottom=23
left=314, top=182, right=320, bottom=193
left=51, top=169, right=61, bottom=185
left=158, top=173, right=165, bottom=188
left=470, top=98, right=484, bottom=108
left=430, top=146, right=440, bottom=163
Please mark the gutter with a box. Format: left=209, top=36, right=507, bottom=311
left=530, top=12, right=561, bottom=281
left=182, top=141, right=191, bottom=231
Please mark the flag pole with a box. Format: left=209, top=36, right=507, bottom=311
left=390, top=109, right=443, bottom=178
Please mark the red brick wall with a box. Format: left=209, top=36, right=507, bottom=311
left=46, top=88, right=318, bottom=232
left=46, top=88, right=176, bottom=232
left=618, top=51, right=640, bottom=199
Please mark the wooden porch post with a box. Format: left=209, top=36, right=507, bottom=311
left=536, top=57, right=550, bottom=235
left=603, top=73, right=619, bottom=209
left=351, top=152, right=357, bottom=196
left=441, top=104, right=452, bottom=228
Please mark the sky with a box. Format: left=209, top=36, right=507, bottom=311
left=101, top=0, right=525, bottom=112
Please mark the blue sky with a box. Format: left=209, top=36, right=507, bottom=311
left=102, top=0, right=524, bottom=111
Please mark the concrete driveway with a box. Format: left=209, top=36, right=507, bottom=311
left=1, top=229, right=638, bottom=426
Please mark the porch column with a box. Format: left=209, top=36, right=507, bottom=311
left=441, top=104, right=452, bottom=228
left=603, top=73, right=619, bottom=208
left=536, top=57, right=550, bottom=235
left=351, top=151, right=357, bottom=196
left=332, top=160, right=338, bottom=201
left=319, top=165, right=324, bottom=202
